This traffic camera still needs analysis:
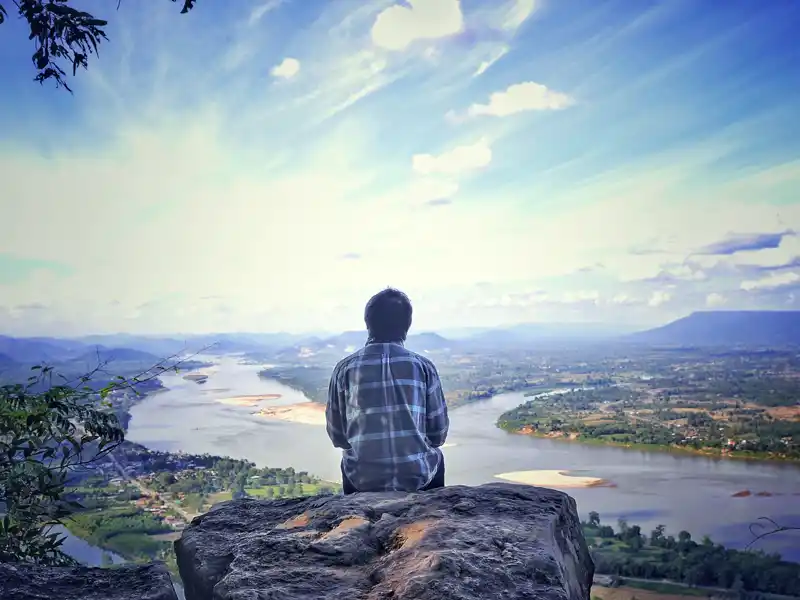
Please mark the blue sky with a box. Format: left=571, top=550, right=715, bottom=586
left=0, top=0, right=799, bottom=336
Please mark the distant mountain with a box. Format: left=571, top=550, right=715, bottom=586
left=628, top=311, right=800, bottom=348
left=72, top=347, right=162, bottom=364
left=405, top=332, right=452, bottom=352
left=273, top=330, right=456, bottom=360
left=459, top=322, right=636, bottom=348
left=72, top=332, right=312, bottom=356
left=0, top=352, right=16, bottom=365
left=0, top=335, right=75, bottom=363
left=76, top=334, right=189, bottom=356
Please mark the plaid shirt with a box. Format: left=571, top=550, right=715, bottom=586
left=326, top=341, right=449, bottom=492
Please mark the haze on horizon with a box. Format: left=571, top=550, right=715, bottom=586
left=0, top=0, right=798, bottom=337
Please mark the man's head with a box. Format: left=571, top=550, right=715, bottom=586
left=364, top=288, right=413, bottom=343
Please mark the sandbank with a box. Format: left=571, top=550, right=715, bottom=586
left=192, top=366, right=218, bottom=377
left=256, top=402, right=327, bottom=426
left=494, top=469, right=608, bottom=489
left=216, top=394, right=283, bottom=407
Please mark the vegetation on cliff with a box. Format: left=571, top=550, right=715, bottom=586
left=0, top=355, right=198, bottom=565
left=584, top=513, right=800, bottom=596
left=0, top=0, right=197, bottom=92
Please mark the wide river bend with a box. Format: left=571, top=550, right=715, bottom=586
left=127, top=357, right=800, bottom=561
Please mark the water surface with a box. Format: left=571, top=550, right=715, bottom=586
left=128, top=356, right=800, bottom=561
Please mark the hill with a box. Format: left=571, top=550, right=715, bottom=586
left=628, top=310, right=800, bottom=347
left=405, top=332, right=452, bottom=351
left=72, top=347, right=162, bottom=364
left=0, top=335, right=77, bottom=362
left=455, top=322, right=637, bottom=349
left=271, top=330, right=456, bottom=361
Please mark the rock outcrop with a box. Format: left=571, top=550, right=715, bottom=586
left=175, top=482, right=594, bottom=600
left=0, top=561, right=178, bottom=600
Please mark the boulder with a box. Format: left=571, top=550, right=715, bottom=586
left=175, top=483, right=594, bottom=600
left=0, top=561, right=179, bottom=600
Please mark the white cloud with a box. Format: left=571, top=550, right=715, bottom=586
left=611, top=293, right=637, bottom=305
left=648, top=290, right=672, bottom=307
left=705, top=292, right=727, bottom=307
left=371, top=0, right=464, bottom=51
left=740, top=271, right=800, bottom=291
left=562, top=290, right=600, bottom=304
left=664, top=264, right=707, bottom=281
left=466, top=82, right=574, bottom=118
left=270, top=57, right=301, bottom=79
left=412, top=139, right=492, bottom=176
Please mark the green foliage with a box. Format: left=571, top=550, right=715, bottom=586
left=0, top=366, right=124, bottom=565
left=0, top=349, right=201, bottom=565
left=0, top=0, right=198, bottom=92
left=66, top=506, right=171, bottom=560
left=583, top=514, right=800, bottom=596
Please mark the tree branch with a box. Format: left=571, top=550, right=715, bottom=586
left=746, top=516, right=800, bottom=550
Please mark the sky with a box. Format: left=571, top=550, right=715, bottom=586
left=0, top=0, right=799, bottom=336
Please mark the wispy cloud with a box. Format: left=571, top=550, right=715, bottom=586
left=697, top=232, right=788, bottom=256
left=0, top=0, right=798, bottom=334
left=741, top=271, right=800, bottom=292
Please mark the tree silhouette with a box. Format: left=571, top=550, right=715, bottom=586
left=0, top=0, right=198, bottom=92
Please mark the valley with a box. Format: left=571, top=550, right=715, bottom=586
left=2, top=310, right=800, bottom=597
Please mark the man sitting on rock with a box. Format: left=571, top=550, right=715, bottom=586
left=325, top=287, right=449, bottom=494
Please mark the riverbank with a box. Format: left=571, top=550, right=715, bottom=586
left=495, top=469, right=609, bottom=488
left=217, top=394, right=283, bottom=407
left=499, top=426, right=800, bottom=464
left=256, top=402, right=327, bottom=425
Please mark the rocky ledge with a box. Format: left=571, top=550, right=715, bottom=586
left=175, top=482, right=594, bottom=600
left=0, top=561, right=178, bottom=600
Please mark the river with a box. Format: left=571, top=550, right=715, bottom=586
left=127, top=356, right=800, bottom=561
left=53, top=525, right=126, bottom=567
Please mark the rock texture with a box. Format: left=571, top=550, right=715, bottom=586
left=0, top=561, right=179, bottom=600
left=175, top=483, right=594, bottom=600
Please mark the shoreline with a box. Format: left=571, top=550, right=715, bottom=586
left=255, top=402, right=327, bottom=426
left=216, top=394, right=283, bottom=407
left=501, top=427, right=800, bottom=465
left=495, top=469, right=610, bottom=489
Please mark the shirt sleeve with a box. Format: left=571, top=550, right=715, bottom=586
left=325, top=366, right=351, bottom=450
left=426, top=365, right=449, bottom=447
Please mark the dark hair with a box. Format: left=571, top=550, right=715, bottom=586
left=364, top=288, right=413, bottom=343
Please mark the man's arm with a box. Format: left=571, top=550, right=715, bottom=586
left=426, top=365, right=449, bottom=447
left=325, top=367, right=351, bottom=450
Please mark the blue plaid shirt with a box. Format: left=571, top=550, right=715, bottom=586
left=326, top=341, right=449, bottom=492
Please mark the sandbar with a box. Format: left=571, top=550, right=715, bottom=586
left=217, top=394, right=283, bottom=407
left=192, top=366, right=218, bottom=377
left=494, top=470, right=608, bottom=489
left=256, top=402, right=327, bottom=426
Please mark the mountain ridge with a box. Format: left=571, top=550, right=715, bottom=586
left=627, top=310, right=800, bottom=347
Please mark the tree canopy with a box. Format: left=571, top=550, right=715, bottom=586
left=0, top=0, right=198, bottom=92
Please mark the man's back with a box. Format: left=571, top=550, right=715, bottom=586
left=326, top=342, right=449, bottom=492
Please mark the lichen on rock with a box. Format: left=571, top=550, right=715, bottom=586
left=175, top=482, right=594, bottom=600
left=0, top=561, right=179, bottom=600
